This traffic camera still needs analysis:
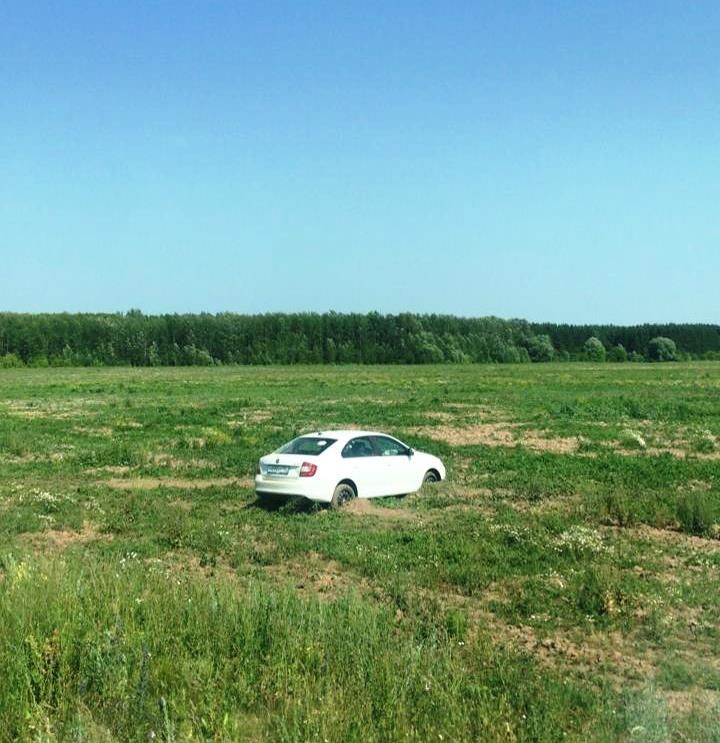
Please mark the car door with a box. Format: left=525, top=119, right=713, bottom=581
left=370, top=435, right=415, bottom=495
left=340, top=436, right=383, bottom=497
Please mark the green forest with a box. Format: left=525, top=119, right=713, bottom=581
left=0, top=311, right=718, bottom=367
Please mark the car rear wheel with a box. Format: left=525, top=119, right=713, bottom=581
left=423, top=470, right=439, bottom=484
left=331, top=482, right=356, bottom=509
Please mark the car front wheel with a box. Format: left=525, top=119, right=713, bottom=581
left=423, top=470, right=439, bottom=484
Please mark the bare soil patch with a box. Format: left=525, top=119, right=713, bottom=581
left=156, top=552, right=240, bottom=582
left=503, top=624, right=655, bottom=679
left=407, top=581, right=658, bottom=684
left=662, top=689, right=720, bottom=714
left=263, top=553, right=369, bottom=598
left=344, top=498, right=417, bottom=521
left=436, top=587, right=658, bottom=684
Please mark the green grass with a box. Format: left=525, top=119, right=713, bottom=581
left=1, top=363, right=719, bottom=741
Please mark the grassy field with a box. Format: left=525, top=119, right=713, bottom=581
left=0, top=363, right=719, bottom=742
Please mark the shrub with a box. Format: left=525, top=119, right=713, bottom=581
left=601, top=491, right=639, bottom=527
left=619, top=429, right=647, bottom=450
left=676, top=492, right=716, bottom=536
left=445, top=608, right=468, bottom=640
left=607, top=344, right=628, bottom=362
left=622, top=686, right=669, bottom=742
left=647, top=337, right=677, bottom=362
left=574, top=565, right=621, bottom=620
left=0, top=353, right=24, bottom=368
left=692, top=430, right=717, bottom=454
left=583, top=337, right=607, bottom=362
left=527, top=334, right=555, bottom=362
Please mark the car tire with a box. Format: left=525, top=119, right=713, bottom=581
left=423, top=470, right=439, bottom=484
left=330, top=482, right=356, bottom=509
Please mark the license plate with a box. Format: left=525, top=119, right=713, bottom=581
left=266, top=465, right=289, bottom=475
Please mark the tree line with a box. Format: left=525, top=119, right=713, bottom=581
left=0, top=311, right=718, bottom=367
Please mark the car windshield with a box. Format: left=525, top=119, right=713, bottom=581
left=277, top=437, right=337, bottom=456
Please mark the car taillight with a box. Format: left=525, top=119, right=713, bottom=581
left=256, top=462, right=261, bottom=475
left=299, top=461, right=317, bottom=477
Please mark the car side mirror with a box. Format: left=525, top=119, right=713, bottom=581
left=407, top=448, right=414, bottom=457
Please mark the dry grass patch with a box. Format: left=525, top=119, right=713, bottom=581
left=85, top=465, right=134, bottom=475
left=443, top=403, right=511, bottom=417
left=99, top=476, right=253, bottom=490
left=226, top=410, right=272, bottom=428
left=425, top=411, right=454, bottom=422
left=508, top=492, right=585, bottom=516
left=20, top=521, right=112, bottom=552
left=624, top=525, right=720, bottom=554
left=611, top=444, right=720, bottom=461
left=146, top=452, right=218, bottom=470
left=415, top=423, right=516, bottom=447
left=0, top=451, right=71, bottom=464
left=678, top=479, right=714, bottom=493
left=520, top=430, right=580, bottom=454
left=171, top=498, right=194, bottom=512
left=609, top=423, right=720, bottom=460
left=72, top=426, right=113, bottom=437
left=414, top=422, right=580, bottom=453
left=3, top=399, right=105, bottom=420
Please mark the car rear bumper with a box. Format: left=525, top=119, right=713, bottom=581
left=255, top=475, right=332, bottom=503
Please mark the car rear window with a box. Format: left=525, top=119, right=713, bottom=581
left=277, top=437, right=337, bottom=456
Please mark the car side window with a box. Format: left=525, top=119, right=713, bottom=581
left=372, top=436, right=408, bottom=456
left=341, top=437, right=376, bottom=458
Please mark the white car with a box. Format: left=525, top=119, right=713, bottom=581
left=255, top=430, right=445, bottom=508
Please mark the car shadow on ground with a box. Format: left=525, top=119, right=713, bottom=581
left=247, top=494, right=323, bottom=514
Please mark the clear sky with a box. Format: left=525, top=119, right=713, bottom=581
left=1, top=2, right=718, bottom=323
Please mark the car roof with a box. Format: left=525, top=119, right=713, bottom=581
left=298, top=430, right=396, bottom=443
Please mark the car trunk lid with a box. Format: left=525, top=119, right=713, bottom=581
left=259, top=453, right=309, bottom=479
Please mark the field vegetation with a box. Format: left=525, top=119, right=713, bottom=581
left=1, top=363, right=719, bottom=741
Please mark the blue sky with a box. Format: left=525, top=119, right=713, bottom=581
left=1, top=2, right=718, bottom=322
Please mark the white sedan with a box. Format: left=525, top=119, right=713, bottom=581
left=255, top=430, right=445, bottom=508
